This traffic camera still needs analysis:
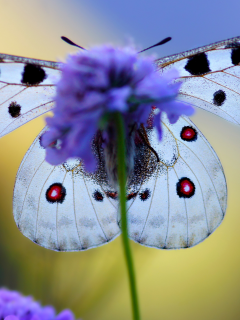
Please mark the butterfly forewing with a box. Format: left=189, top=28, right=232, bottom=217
left=157, top=36, right=240, bottom=125
left=0, top=54, right=60, bottom=137
left=127, top=116, right=227, bottom=249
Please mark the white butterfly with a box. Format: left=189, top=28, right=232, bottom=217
left=1, top=36, right=239, bottom=251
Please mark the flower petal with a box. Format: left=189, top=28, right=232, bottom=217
left=43, top=44, right=193, bottom=170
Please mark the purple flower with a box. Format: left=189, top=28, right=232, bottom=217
left=0, top=288, right=77, bottom=320
left=41, top=45, right=194, bottom=171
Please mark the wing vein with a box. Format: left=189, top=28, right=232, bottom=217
left=0, top=84, right=8, bottom=91
left=56, top=171, right=67, bottom=250
left=179, top=155, right=209, bottom=234
left=139, top=163, right=160, bottom=241
left=176, top=138, right=225, bottom=217
left=223, top=70, right=240, bottom=80
left=18, top=159, right=46, bottom=226
left=178, top=93, right=239, bottom=124
left=0, top=100, right=54, bottom=136
left=35, top=166, right=56, bottom=241
left=203, top=76, right=240, bottom=96
left=164, top=167, right=170, bottom=248
left=0, top=87, right=27, bottom=107
left=172, top=166, right=189, bottom=247
left=72, top=171, right=83, bottom=248
left=0, top=81, right=56, bottom=87
left=82, top=173, right=108, bottom=241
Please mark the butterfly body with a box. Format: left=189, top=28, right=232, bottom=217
left=1, top=36, right=239, bottom=251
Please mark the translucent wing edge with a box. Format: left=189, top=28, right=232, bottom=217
left=0, top=53, right=59, bottom=69
left=0, top=101, right=54, bottom=138
left=156, top=35, right=240, bottom=67
left=182, top=117, right=227, bottom=180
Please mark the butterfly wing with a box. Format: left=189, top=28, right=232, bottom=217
left=0, top=53, right=60, bottom=137
left=127, top=115, right=227, bottom=249
left=5, top=37, right=237, bottom=250
left=13, top=127, right=120, bottom=251
left=156, top=35, right=240, bottom=124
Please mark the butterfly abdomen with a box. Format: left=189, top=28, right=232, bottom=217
left=103, top=124, right=136, bottom=189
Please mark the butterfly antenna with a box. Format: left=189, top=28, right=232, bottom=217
left=61, top=36, right=86, bottom=50
left=139, top=37, right=171, bottom=53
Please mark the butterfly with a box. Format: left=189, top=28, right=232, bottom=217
left=0, top=35, right=239, bottom=251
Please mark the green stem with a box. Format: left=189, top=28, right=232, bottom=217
left=115, top=112, right=140, bottom=320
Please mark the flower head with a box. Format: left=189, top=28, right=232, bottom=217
left=0, top=288, right=76, bottom=320
left=41, top=45, right=194, bottom=171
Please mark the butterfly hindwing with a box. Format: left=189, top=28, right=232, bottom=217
left=13, top=127, right=120, bottom=251
left=157, top=36, right=240, bottom=124
left=14, top=115, right=227, bottom=250
left=127, top=116, right=227, bottom=249
left=0, top=54, right=60, bottom=137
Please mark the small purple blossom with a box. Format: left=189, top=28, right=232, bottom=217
left=0, top=288, right=76, bottom=320
left=41, top=45, right=194, bottom=171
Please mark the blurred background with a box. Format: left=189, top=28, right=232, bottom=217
left=0, top=0, right=240, bottom=319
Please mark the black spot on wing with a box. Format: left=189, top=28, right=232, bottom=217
left=139, top=189, right=151, bottom=201
left=93, top=190, right=104, bottom=202
left=231, top=48, right=240, bottom=66
left=213, top=90, right=226, bottom=106
left=8, top=101, right=21, bottom=118
left=184, top=52, right=211, bottom=75
left=21, top=63, right=47, bottom=85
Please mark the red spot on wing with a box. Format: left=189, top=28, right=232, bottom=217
left=106, top=191, right=118, bottom=200
left=127, top=192, right=138, bottom=201
left=180, top=126, right=197, bottom=141
left=177, top=178, right=195, bottom=198
left=46, top=183, right=66, bottom=203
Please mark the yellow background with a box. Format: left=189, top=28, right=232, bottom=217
left=0, top=1, right=240, bottom=319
